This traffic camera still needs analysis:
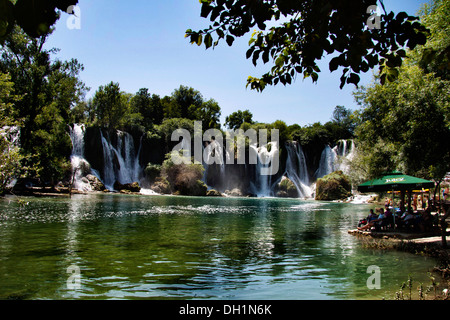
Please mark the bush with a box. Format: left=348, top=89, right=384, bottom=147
left=277, top=177, right=299, bottom=198
left=315, top=171, right=352, bottom=201
left=145, top=163, right=162, bottom=183
left=160, top=152, right=207, bottom=196
left=151, top=177, right=171, bottom=195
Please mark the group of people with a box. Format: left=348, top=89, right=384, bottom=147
left=357, top=205, right=435, bottom=232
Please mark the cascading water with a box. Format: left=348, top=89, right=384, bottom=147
left=252, top=142, right=279, bottom=197
left=315, top=145, right=338, bottom=179
left=333, top=139, right=355, bottom=175
left=69, top=124, right=92, bottom=192
left=99, top=129, right=143, bottom=190
left=69, top=125, right=356, bottom=198
left=284, top=141, right=312, bottom=198
left=203, top=140, right=227, bottom=190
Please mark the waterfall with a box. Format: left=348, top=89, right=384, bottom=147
left=69, top=124, right=92, bottom=192
left=333, top=139, right=356, bottom=175
left=284, top=141, right=312, bottom=198
left=203, top=140, right=226, bottom=190
left=314, top=139, right=355, bottom=179
left=99, top=129, right=143, bottom=190
left=315, top=145, right=338, bottom=179
left=252, top=142, right=279, bottom=197
left=100, top=130, right=116, bottom=190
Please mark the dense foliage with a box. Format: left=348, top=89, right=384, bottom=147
left=0, top=0, right=78, bottom=40
left=1, top=26, right=86, bottom=185
left=187, top=0, right=429, bottom=91
left=352, top=0, right=450, bottom=183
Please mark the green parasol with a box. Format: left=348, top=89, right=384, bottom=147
left=358, top=172, right=435, bottom=193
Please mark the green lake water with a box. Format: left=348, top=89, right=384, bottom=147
left=0, top=194, right=438, bottom=300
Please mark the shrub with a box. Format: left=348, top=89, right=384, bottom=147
left=160, top=152, right=207, bottom=196
left=315, top=171, right=352, bottom=201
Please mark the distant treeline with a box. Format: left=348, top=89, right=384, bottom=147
left=1, top=0, right=449, bottom=192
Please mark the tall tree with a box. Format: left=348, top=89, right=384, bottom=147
left=353, top=0, right=450, bottom=181
left=0, top=72, right=22, bottom=194
left=130, top=88, right=165, bottom=128
left=189, top=98, right=222, bottom=130
left=225, top=109, right=254, bottom=130
left=0, top=26, right=86, bottom=184
left=172, top=85, right=204, bottom=119
left=92, top=82, right=131, bottom=130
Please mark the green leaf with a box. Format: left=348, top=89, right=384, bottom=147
left=0, top=0, right=14, bottom=41
left=197, top=34, right=203, bottom=46
left=216, top=28, right=224, bottom=39
left=246, top=47, right=254, bottom=59
left=262, top=50, right=269, bottom=64
left=204, top=33, right=213, bottom=49
left=275, top=55, right=285, bottom=68
left=200, top=4, right=213, bottom=18
left=329, top=56, right=340, bottom=72
left=226, top=35, right=234, bottom=46
left=347, top=73, right=360, bottom=86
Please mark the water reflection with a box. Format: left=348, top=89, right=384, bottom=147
left=0, top=195, right=438, bottom=300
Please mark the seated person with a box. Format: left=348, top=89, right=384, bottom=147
left=399, top=210, right=416, bottom=228
left=417, top=208, right=433, bottom=232
left=358, top=209, right=378, bottom=227
left=358, top=209, right=385, bottom=231
left=383, top=206, right=394, bottom=228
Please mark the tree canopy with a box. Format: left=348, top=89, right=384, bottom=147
left=352, top=0, right=450, bottom=181
left=187, top=0, right=429, bottom=91
left=225, top=109, right=254, bottom=130
left=0, top=0, right=78, bottom=41
left=1, top=26, right=86, bottom=184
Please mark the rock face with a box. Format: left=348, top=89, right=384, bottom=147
left=315, top=171, right=352, bottom=201
left=86, top=175, right=107, bottom=191
left=224, top=188, right=244, bottom=197
left=206, top=189, right=223, bottom=197
left=176, top=180, right=207, bottom=197
left=151, top=178, right=171, bottom=195
left=276, top=176, right=299, bottom=198
left=113, top=181, right=141, bottom=193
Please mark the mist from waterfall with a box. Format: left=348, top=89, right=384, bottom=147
left=203, top=140, right=227, bottom=190
left=314, top=140, right=356, bottom=180
left=315, top=145, right=338, bottom=180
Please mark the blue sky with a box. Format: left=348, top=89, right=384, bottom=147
left=44, top=0, right=428, bottom=127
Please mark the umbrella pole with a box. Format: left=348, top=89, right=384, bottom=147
left=392, top=187, right=396, bottom=229
left=407, top=189, right=412, bottom=213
